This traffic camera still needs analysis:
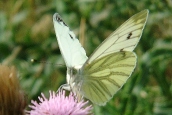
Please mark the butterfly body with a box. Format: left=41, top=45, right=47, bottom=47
left=53, top=10, right=149, bottom=106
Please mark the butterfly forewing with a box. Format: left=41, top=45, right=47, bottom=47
left=86, top=10, right=148, bottom=64
left=81, top=51, right=136, bottom=105
left=53, top=13, right=88, bottom=67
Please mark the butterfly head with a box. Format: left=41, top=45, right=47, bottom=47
left=67, top=66, right=83, bottom=87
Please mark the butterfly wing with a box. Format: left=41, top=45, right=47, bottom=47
left=81, top=51, right=136, bottom=105
left=53, top=13, right=88, bottom=67
left=86, top=9, right=148, bottom=64
left=78, top=10, right=148, bottom=105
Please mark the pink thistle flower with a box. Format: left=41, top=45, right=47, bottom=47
left=27, top=90, right=92, bottom=115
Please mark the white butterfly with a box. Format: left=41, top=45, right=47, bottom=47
left=53, top=10, right=149, bottom=106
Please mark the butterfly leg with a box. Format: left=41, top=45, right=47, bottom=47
left=56, top=84, right=71, bottom=93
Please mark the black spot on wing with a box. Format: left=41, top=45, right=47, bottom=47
left=56, top=16, right=62, bottom=22
left=63, top=22, right=68, bottom=26
left=69, top=34, right=74, bottom=39
left=127, top=32, right=132, bottom=39
left=55, top=15, right=68, bottom=27
left=120, top=48, right=124, bottom=52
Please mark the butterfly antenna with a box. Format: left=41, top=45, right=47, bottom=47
left=30, top=59, right=66, bottom=67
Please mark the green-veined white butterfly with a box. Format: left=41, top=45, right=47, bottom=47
left=53, top=10, right=149, bottom=106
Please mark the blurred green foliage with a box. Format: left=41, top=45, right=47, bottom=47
left=0, top=0, right=172, bottom=115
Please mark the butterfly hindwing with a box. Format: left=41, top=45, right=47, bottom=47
left=81, top=51, right=136, bottom=105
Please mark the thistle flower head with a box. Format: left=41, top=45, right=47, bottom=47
left=0, top=65, right=26, bottom=115
left=28, top=90, right=92, bottom=115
